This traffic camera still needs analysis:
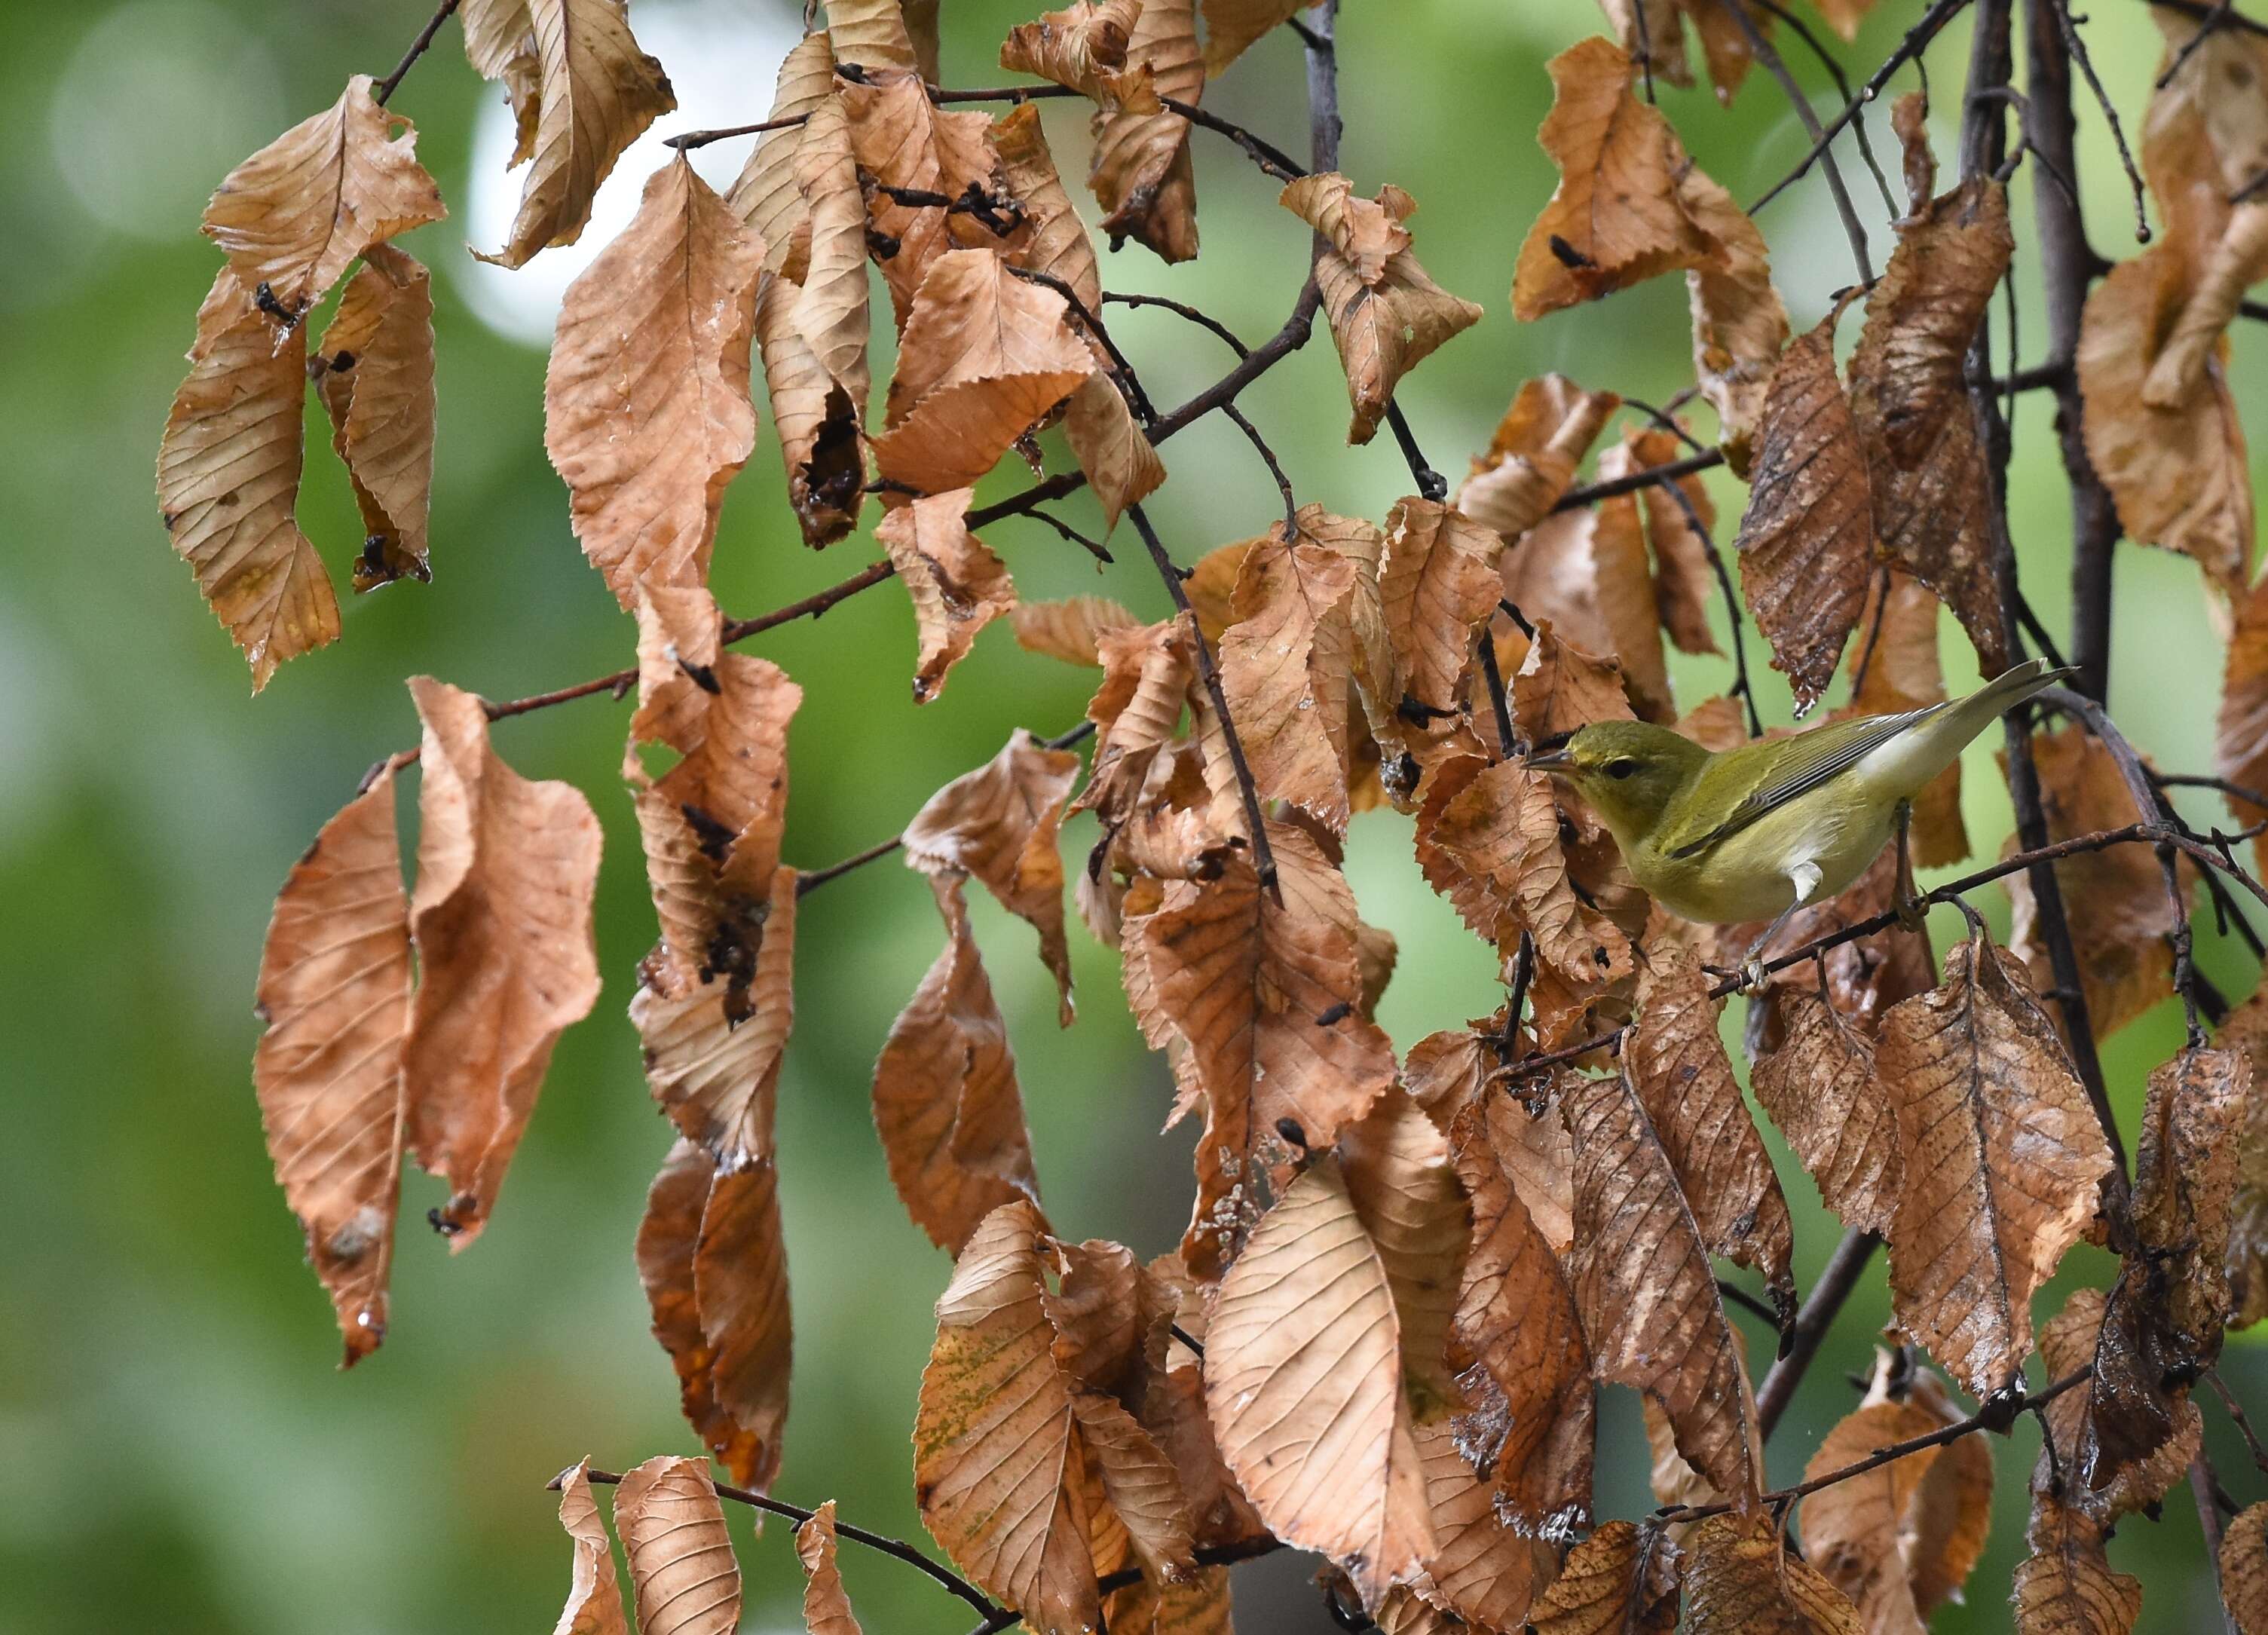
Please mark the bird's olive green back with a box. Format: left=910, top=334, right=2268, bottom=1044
left=1654, top=702, right=1942, bottom=859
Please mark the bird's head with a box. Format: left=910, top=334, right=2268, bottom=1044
left=1525, top=720, right=1708, bottom=842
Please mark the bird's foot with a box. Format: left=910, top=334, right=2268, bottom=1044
left=1736, top=953, right=1771, bottom=993
left=1895, top=893, right=1930, bottom=935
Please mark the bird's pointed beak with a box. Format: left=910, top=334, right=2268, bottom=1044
left=1523, top=746, right=1573, bottom=773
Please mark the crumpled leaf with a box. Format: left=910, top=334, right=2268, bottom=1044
left=1076, top=615, right=1200, bottom=829
left=553, top=1460, right=630, bottom=1635
left=158, top=268, right=339, bottom=690
left=1878, top=926, right=2111, bottom=1398
left=1529, top=1520, right=1680, bottom=1635
left=1017, top=594, right=1143, bottom=666
left=2037, top=1286, right=2202, bottom=1529
left=1339, top=1088, right=1470, bottom=1416
left=1127, top=823, right=1395, bottom=1274
left=1624, top=425, right=1721, bottom=657
left=1315, top=236, right=1482, bottom=445
left=872, top=875, right=1044, bottom=1253
left=2222, top=1502, right=2268, bottom=1634
left=463, top=0, right=675, bottom=268
left=1501, top=487, right=1676, bottom=723
left=874, top=249, right=1095, bottom=495
left=1564, top=1065, right=1761, bottom=1509
left=790, top=96, right=873, bottom=432
left=1205, top=1156, right=1435, bottom=1608
left=1733, top=304, right=1872, bottom=715
left=636, top=1139, right=793, bottom=1490
left=546, top=157, right=763, bottom=606
left=1596, top=0, right=1768, bottom=103
left=916, top=1202, right=1195, bottom=1635
left=312, top=244, right=436, bottom=592
left=1217, top=522, right=1361, bottom=829
left=876, top=487, right=1018, bottom=702
left=2002, top=726, right=2181, bottom=1040
left=904, top=729, right=1082, bottom=1020
left=1447, top=1085, right=1591, bottom=1531
left=1281, top=172, right=1415, bottom=286
left=253, top=764, right=412, bottom=1363
left=1379, top=497, right=1503, bottom=749
left=1798, top=1355, right=1989, bottom=1633
left=839, top=67, right=1003, bottom=320
left=1847, top=172, right=2013, bottom=673
left=1002, top=0, right=1150, bottom=105
left=202, top=73, right=445, bottom=320
left=1514, top=38, right=1743, bottom=321
left=1404, top=1416, right=1557, bottom=1631
left=727, top=29, right=835, bottom=274
left=1627, top=942, right=1795, bottom=1308
left=754, top=269, right=864, bottom=547
left=825, top=0, right=923, bottom=74
left=1751, top=989, right=1900, bottom=1235
left=1682, top=161, right=1789, bottom=473
left=2012, top=1492, right=2141, bottom=1635
left=1455, top=375, right=1621, bottom=543
left=1684, top=1514, right=1861, bottom=1633
left=2082, top=1046, right=2247, bottom=1491
left=402, top=676, right=602, bottom=1244
left=614, top=1455, right=742, bottom=1635
left=795, top=1502, right=865, bottom=1635
left=1088, top=0, right=1201, bottom=262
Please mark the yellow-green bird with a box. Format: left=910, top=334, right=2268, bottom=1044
left=1526, top=657, right=2071, bottom=972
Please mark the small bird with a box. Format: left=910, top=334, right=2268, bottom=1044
left=1525, top=658, right=2072, bottom=978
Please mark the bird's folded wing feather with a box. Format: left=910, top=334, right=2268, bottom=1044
left=1660, top=702, right=1943, bottom=859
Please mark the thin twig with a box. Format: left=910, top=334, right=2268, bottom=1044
left=1664, top=1367, right=2095, bottom=1525
left=1161, top=94, right=1307, bottom=182
left=2053, top=0, right=2151, bottom=243
left=1226, top=403, right=1299, bottom=531
left=374, top=0, right=462, bottom=106
left=1756, top=1229, right=1879, bottom=1435
left=2207, top=1370, right=2268, bottom=1479
left=1103, top=291, right=1250, bottom=358
left=1750, top=0, right=1901, bottom=216
left=1720, top=0, right=1874, bottom=282
left=1750, top=0, right=1976, bottom=216
left=1651, top=473, right=1763, bottom=738
left=1128, top=504, right=1279, bottom=893
left=1554, top=449, right=1725, bottom=510
left=561, top=1466, right=1002, bottom=1621
left=1021, top=507, right=1113, bottom=565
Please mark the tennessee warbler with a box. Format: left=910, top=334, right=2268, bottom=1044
left=1526, top=657, right=2072, bottom=973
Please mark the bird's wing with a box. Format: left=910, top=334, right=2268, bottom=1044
left=1658, top=702, right=1946, bottom=859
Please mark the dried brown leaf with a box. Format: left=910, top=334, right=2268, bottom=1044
left=1281, top=172, right=1416, bottom=286
left=1425, top=760, right=1635, bottom=984
left=1501, top=499, right=1676, bottom=724
left=253, top=765, right=411, bottom=1363
left=2223, top=1502, right=2268, bottom=1635
left=1751, top=990, right=1899, bottom=1235
left=825, top=0, right=923, bottom=73
left=158, top=268, right=339, bottom=690
left=544, top=158, right=761, bottom=606
left=1379, top=496, right=1502, bottom=723
left=1847, top=176, right=2013, bottom=672
left=1015, top=595, right=1142, bottom=666
left=465, top=0, right=675, bottom=268
left=904, top=730, right=1082, bottom=1020
left=554, top=1460, right=630, bottom=1635
left=1315, top=245, right=1482, bottom=445
left=1734, top=308, right=1872, bottom=714
left=790, top=96, right=874, bottom=426
left=1628, top=942, right=1794, bottom=1305
left=1623, top=425, right=1721, bottom=657
left=872, top=876, right=1044, bottom=1253
left=1340, top=1088, right=1471, bottom=1417
left=839, top=69, right=1002, bottom=320
left=2012, top=1493, right=2141, bottom=1635
left=1684, top=1513, right=1861, bottom=1633
left=876, top=488, right=1017, bottom=702
left=202, top=73, right=445, bottom=317
left=1682, top=165, right=1789, bottom=473
left=1796, top=1364, right=1970, bottom=1633
left=727, top=30, right=835, bottom=275
left=1204, top=1157, right=1435, bottom=1607
left=795, top=1502, right=865, bottom=1635
left=2002, top=726, right=2178, bottom=1039
left=402, top=677, right=602, bottom=1243
left=1218, top=525, right=1360, bottom=828
left=312, top=244, right=435, bottom=591
left=1529, top=1520, right=1679, bottom=1635
left=1088, top=0, right=1201, bottom=262
left=1076, top=616, right=1198, bottom=828
left=615, top=1455, right=741, bottom=1635
left=1514, top=38, right=1737, bottom=320
left=1455, top=375, right=1621, bottom=543
left=1878, top=926, right=2111, bottom=1397
left=1847, top=572, right=1966, bottom=868
left=1002, top=0, right=1148, bottom=104
left=1199, top=0, right=1303, bottom=75
left=1406, top=1416, right=1556, bottom=1631
left=754, top=270, right=864, bottom=547
left=1564, top=1066, right=1761, bottom=1508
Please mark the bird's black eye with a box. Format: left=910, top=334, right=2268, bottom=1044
left=1605, top=758, right=1639, bottom=780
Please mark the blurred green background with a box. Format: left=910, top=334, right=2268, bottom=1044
left=6, top=0, right=2266, bottom=1627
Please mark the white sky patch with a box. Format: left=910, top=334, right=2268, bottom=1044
left=450, top=0, right=802, bottom=349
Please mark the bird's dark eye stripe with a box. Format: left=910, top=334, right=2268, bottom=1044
left=1606, top=758, right=1637, bottom=779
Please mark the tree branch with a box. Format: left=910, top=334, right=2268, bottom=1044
left=1718, top=0, right=1874, bottom=282
left=374, top=0, right=462, bottom=106
left=1755, top=1227, right=1881, bottom=1436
